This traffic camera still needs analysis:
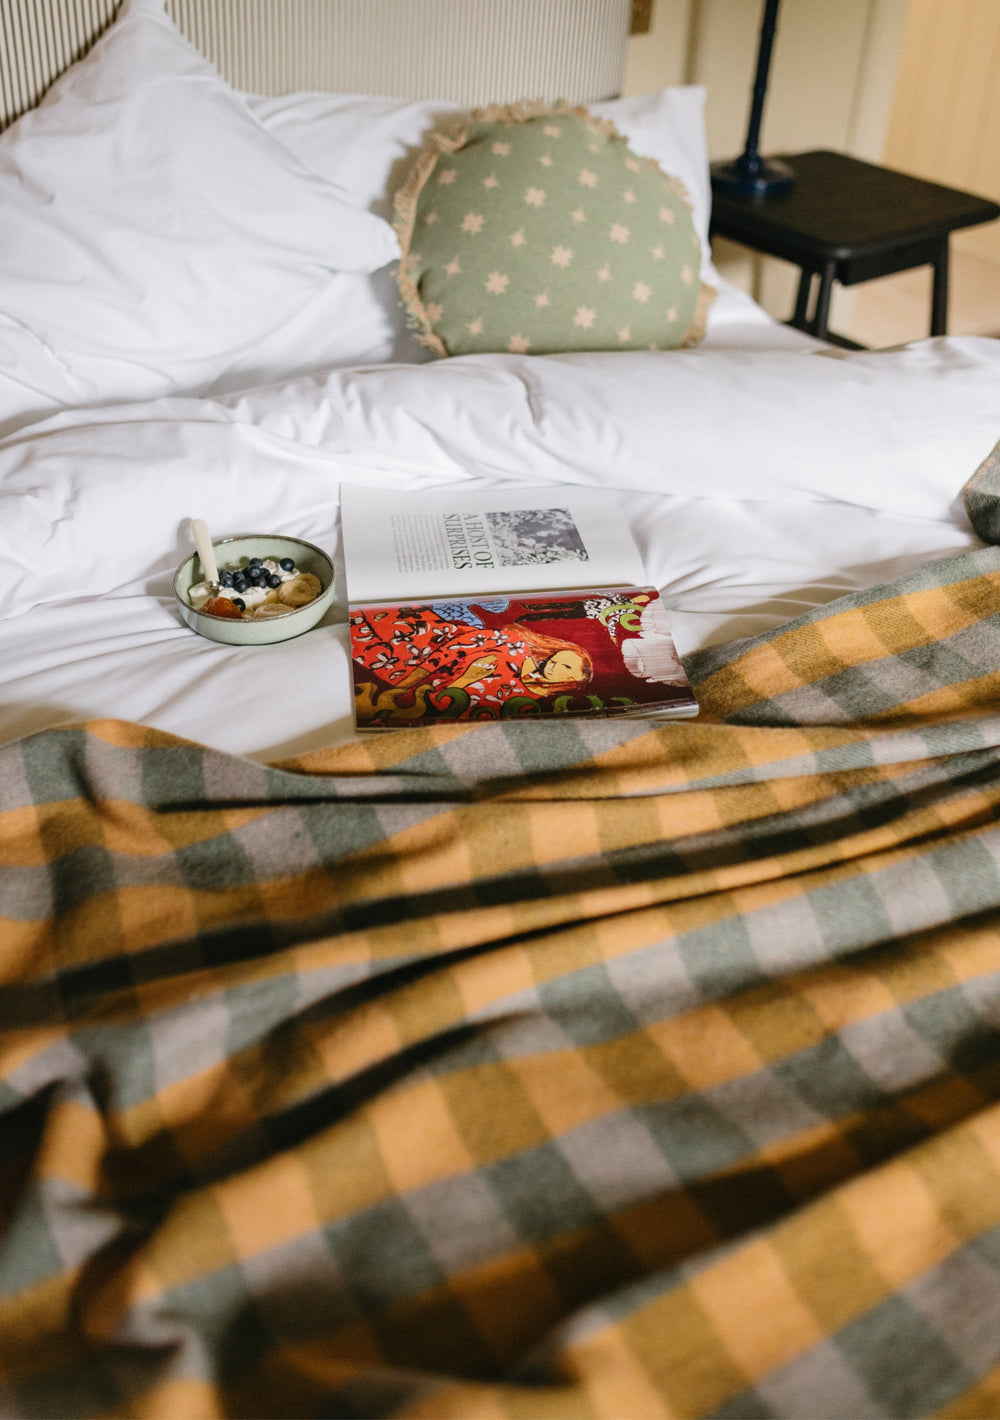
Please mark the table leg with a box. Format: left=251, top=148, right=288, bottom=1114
left=792, top=270, right=812, bottom=328
left=810, top=260, right=837, bottom=340
left=931, top=236, right=950, bottom=335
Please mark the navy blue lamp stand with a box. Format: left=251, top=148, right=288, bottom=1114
left=710, top=0, right=793, bottom=198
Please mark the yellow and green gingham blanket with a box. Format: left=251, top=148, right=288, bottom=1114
left=4, top=459, right=1000, bottom=1417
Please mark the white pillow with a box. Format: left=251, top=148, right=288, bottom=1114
left=235, top=86, right=716, bottom=379
left=0, top=0, right=399, bottom=435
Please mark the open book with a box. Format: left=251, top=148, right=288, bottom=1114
left=340, top=484, right=698, bottom=729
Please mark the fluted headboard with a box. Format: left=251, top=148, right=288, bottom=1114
left=1, top=0, right=632, bottom=130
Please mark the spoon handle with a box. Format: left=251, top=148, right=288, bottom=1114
left=191, top=518, right=219, bottom=586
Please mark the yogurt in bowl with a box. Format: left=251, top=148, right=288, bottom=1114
left=173, top=533, right=335, bottom=646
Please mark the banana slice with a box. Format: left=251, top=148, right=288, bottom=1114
left=278, top=572, right=322, bottom=607
left=249, top=603, right=294, bottom=620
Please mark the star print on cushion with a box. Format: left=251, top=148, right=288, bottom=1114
left=394, top=99, right=714, bottom=357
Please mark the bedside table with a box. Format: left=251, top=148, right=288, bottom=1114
left=709, top=149, right=1000, bottom=345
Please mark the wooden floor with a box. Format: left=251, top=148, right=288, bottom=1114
left=842, top=244, right=1000, bottom=348
left=712, top=239, right=1000, bottom=350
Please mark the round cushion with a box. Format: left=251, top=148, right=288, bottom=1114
left=394, top=101, right=715, bottom=357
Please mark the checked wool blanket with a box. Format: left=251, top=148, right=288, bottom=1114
left=5, top=462, right=1000, bottom=1416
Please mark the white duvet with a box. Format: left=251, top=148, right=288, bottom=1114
left=2, top=329, right=997, bottom=761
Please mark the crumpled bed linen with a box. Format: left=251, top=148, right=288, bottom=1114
left=4, top=336, right=1000, bottom=625
left=2, top=336, right=995, bottom=762
left=4, top=451, right=1000, bottom=1416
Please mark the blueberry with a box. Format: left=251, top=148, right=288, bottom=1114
left=219, top=570, right=233, bottom=588
left=279, top=558, right=294, bottom=572
left=232, top=597, right=246, bottom=611
left=267, top=574, right=282, bottom=589
left=233, top=579, right=248, bottom=593
left=248, top=557, right=263, bottom=568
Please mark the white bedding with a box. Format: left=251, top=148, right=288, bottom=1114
left=2, top=0, right=997, bottom=763
left=2, top=331, right=996, bottom=761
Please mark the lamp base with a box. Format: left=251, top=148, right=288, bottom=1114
left=711, top=155, right=794, bottom=199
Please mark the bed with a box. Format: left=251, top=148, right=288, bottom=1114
left=3, top=2, right=1000, bottom=1416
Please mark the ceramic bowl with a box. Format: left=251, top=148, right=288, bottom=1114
left=173, top=533, right=335, bottom=646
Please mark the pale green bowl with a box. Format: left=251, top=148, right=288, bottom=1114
left=173, top=533, right=335, bottom=646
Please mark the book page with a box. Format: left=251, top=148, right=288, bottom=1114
left=340, top=484, right=646, bottom=603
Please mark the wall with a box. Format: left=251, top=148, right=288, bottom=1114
left=623, top=0, right=692, bottom=93
left=881, top=0, right=1000, bottom=268
left=623, top=0, right=911, bottom=325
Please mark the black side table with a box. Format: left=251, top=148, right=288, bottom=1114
left=709, top=149, right=1000, bottom=345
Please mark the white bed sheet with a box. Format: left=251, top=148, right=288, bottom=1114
left=1, top=327, right=996, bottom=762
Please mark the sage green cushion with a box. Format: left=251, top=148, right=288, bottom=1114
left=394, top=102, right=715, bottom=357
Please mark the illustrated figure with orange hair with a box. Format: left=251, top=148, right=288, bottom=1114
left=351, top=600, right=593, bottom=724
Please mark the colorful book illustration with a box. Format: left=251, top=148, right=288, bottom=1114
left=340, top=485, right=698, bottom=729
